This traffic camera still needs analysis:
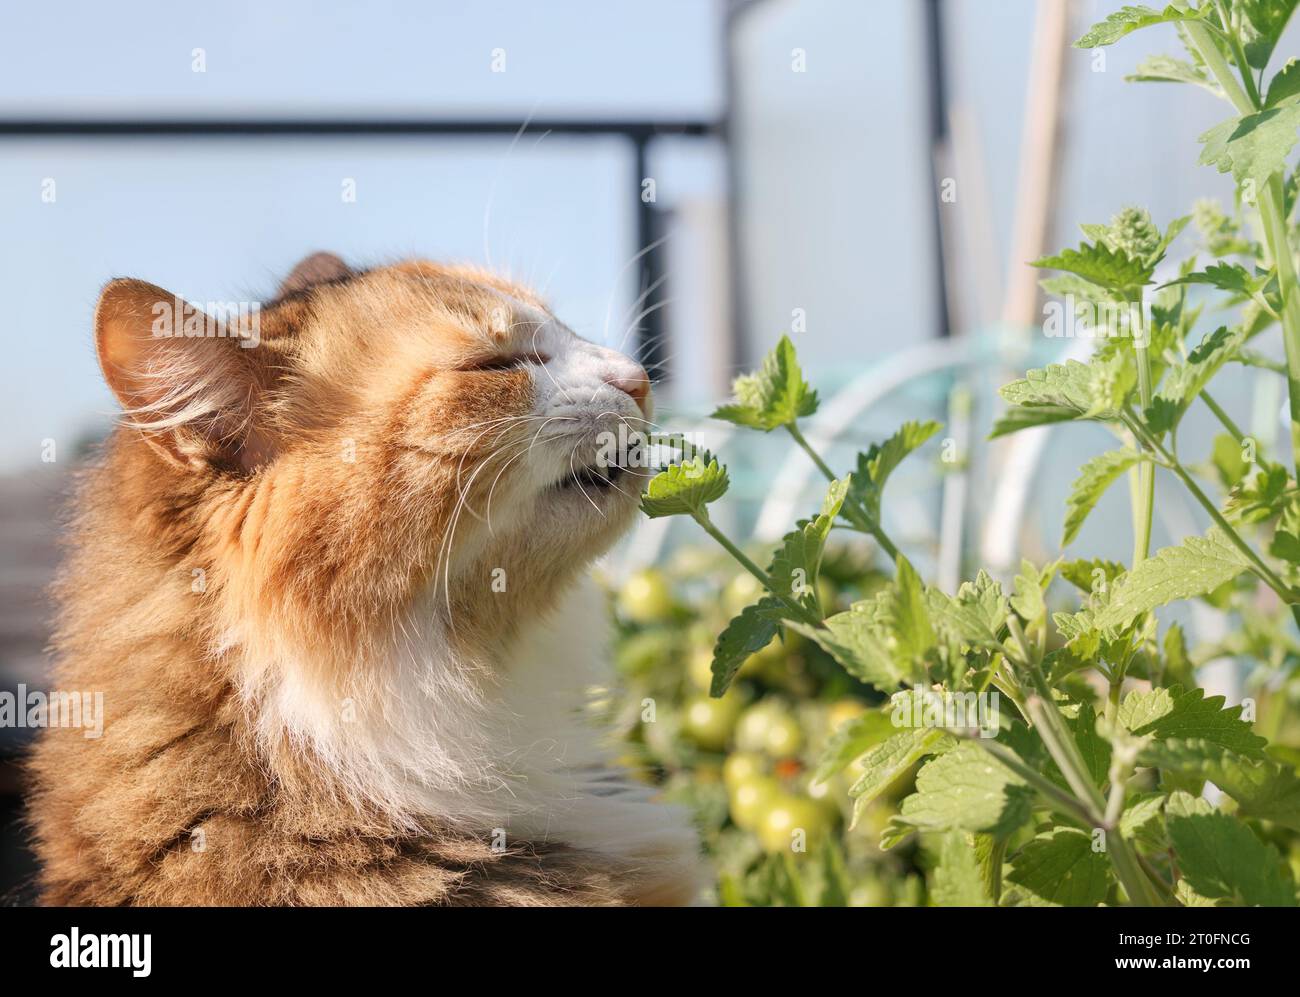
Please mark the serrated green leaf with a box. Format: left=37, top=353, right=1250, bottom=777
left=989, top=404, right=1083, bottom=438
left=1059, top=558, right=1126, bottom=593
left=1142, top=739, right=1300, bottom=830
left=890, top=742, right=1034, bottom=841
left=787, top=611, right=903, bottom=694
left=849, top=421, right=941, bottom=522
left=1011, top=559, right=1057, bottom=628
left=1161, top=262, right=1265, bottom=296
left=1164, top=790, right=1297, bottom=906
left=766, top=477, right=848, bottom=609
left=1064, top=449, right=1145, bottom=546
left=1240, top=0, right=1300, bottom=70
left=709, top=597, right=785, bottom=697
left=882, top=556, right=936, bottom=668
left=1267, top=58, right=1300, bottom=107
left=1199, top=102, right=1300, bottom=193
left=932, top=830, right=993, bottom=907
left=1148, top=326, right=1245, bottom=434
left=1075, top=4, right=1208, bottom=48
left=1032, top=241, right=1154, bottom=292
left=1120, top=686, right=1268, bottom=757
left=811, top=709, right=895, bottom=784
left=1004, top=828, right=1111, bottom=907
left=1093, top=528, right=1253, bottom=630
left=997, top=357, right=1134, bottom=434
left=848, top=727, right=950, bottom=824
left=711, top=334, right=817, bottom=431
left=1127, top=53, right=1222, bottom=95
left=639, top=445, right=729, bottom=518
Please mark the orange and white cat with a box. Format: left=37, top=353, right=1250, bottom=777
left=29, top=253, right=705, bottom=905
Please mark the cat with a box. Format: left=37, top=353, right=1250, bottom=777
left=28, top=253, right=706, bottom=905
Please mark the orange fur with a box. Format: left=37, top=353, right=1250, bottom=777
left=29, top=257, right=703, bottom=906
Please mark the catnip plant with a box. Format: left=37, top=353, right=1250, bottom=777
left=639, top=1, right=1300, bottom=906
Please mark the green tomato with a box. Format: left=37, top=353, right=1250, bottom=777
left=618, top=568, right=676, bottom=624
left=681, top=694, right=741, bottom=752
left=688, top=646, right=714, bottom=691
left=756, top=795, right=831, bottom=853
left=728, top=775, right=778, bottom=830
left=763, top=713, right=803, bottom=759
left=826, top=699, right=867, bottom=732
left=734, top=701, right=803, bottom=758
left=722, top=572, right=765, bottom=617
left=722, top=751, right=767, bottom=792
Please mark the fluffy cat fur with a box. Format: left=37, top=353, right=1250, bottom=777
left=28, top=254, right=705, bottom=906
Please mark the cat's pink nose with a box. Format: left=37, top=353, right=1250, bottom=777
left=606, top=366, right=651, bottom=412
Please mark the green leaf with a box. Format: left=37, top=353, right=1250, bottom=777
left=1142, top=739, right=1300, bottom=830
left=1004, top=828, right=1111, bottom=907
left=1064, top=449, right=1145, bottom=546
left=1011, top=559, right=1057, bottom=628
left=888, top=742, right=1034, bottom=842
left=1074, top=4, right=1208, bottom=48
left=1127, top=54, right=1221, bottom=95
left=1268, top=58, right=1300, bottom=108
left=1199, top=102, right=1300, bottom=193
left=848, top=727, right=950, bottom=824
left=932, top=830, right=993, bottom=907
left=767, top=478, right=848, bottom=609
left=787, top=611, right=903, bottom=694
left=925, top=585, right=1004, bottom=650
left=1240, top=0, right=1300, bottom=70
left=711, top=334, right=817, bottom=431
left=1164, top=791, right=1297, bottom=906
left=1120, top=686, right=1268, bottom=757
left=709, top=597, right=785, bottom=697
left=881, top=556, right=936, bottom=667
left=640, top=445, right=729, bottom=518
left=811, top=709, right=895, bottom=784
left=1032, top=241, right=1154, bottom=292
left=848, top=421, right=941, bottom=522
left=989, top=404, right=1084, bottom=439
left=1161, top=261, right=1265, bottom=296
left=1148, top=326, right=1246, bottom=435
left=997, top=357, right=1134, bottom=434
left=1059, top=558, right=1126, bottom=594
left=1093, top=528, right=1253, bottom=630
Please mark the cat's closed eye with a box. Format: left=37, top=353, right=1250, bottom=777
left=460, top=351, right=550, bottom=372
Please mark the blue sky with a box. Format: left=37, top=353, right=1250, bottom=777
left=0, top=0, right=1279, bottom=478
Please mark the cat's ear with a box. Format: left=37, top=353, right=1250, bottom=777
left=278, top=251, right=352, bottom=296
left=95, top=278, right=272, bottom=473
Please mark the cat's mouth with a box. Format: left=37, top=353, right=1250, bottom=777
left=554, top=462, right=630, bottom=493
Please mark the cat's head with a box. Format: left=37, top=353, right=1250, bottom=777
left=92, top=253, right=653, bottom=647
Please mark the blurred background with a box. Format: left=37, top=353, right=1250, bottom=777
left=2, top=0, right=1295, bottom=903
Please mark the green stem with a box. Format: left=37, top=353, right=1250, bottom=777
left=1200, top=390, right=1246, bottom=443
left=1185, top=19, right=1300, bottom=477
left=784, top=422, right=901, bottom=562
left=970, top=737, right=1096, bottom=828
left=691, top=508, right=821, bottom=626
left=1131, top=295, right=1156, bottom=564
left=1124, top=411, right=1295, bottom=602
left=1214, top=0, right=1263, bottom=109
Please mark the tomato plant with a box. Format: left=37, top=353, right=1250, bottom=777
left=626, top=1, right=1300, bottom=907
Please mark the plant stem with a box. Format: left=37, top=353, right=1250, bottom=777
left=1124, top=411, right=1295, bottom=601
left=691, top=509, right=821, bottom=625
left=1200, top=390, right=1246, bottom=443
left=1185, top=19, right=1300, bottom=477
left=784, top=422, right=901, bottom=562
left=970, top=737, right=1096, bottom=828
left=1131, top=295, right=1156, bottom=564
